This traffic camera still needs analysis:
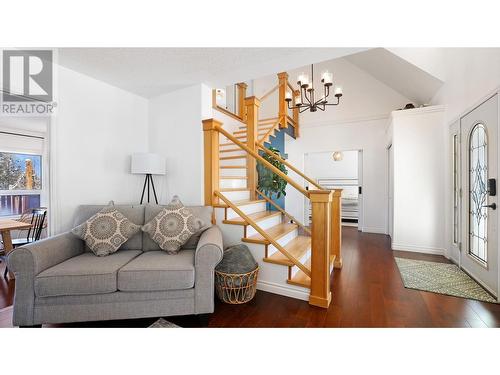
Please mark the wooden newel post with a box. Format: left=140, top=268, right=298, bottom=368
left=309, top=190, right=333, bottom=308
left=278, top=72, right=288, bottom=129
left=245, top=96, right=260, bottom=200
left=202, top=118, right=221, bottom=206
left=331, top=189, right=343, bottom=268
left=237, top=82, right=248, bottom=121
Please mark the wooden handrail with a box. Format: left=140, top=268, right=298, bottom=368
left=287, top=81, right=295, bottom=93
left=256, top=188, right=311, bottom=235
left=216, top=125, right=310, bottom=198
left=259, top=84, right=279, bottom=102
left=215, top=191, right=311, bottom=277
left=258, top=116, right=282, bottom=143
left=256, top=143, right=325, bottom=191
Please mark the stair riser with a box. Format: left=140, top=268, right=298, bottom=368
left=266, top=229, right=299, bottom=256
left=226, top=202, right=266, bottom=219
left=220, top=178, right=247, bottom=189
left=244, top=242, right=311, bottom=300
left=246, top=215, right=282, bottom=237
left=244, top=242, right=290, bottom=283
left=221, top=190, right=250, bottom=201
left=219, top=168, right=246, bottom=177
left=219, top=158, right=247, bottom=167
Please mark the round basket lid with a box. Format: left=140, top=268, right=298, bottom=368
left=215, top=244, right=258, bottom=274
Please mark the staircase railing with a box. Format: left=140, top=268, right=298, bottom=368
left=215, top=190, right=311, bottom=277
left=203, top=97, right=342, bottom=308
left=256, top=188, right=311, bottom=235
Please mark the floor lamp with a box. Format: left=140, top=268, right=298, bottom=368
left=131, top=153, right=166, bottom=204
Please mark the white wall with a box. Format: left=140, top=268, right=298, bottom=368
left=304, top=150, right=358, bottom=180
left=390, top=106, right=446, bottom=255
left=430, top=48, right=500, bottom=261
left=148, top=84, right=212, bottom=207
left=52, top=66, right=149, bottom=233
left=251, top=56, right=413, bottom=235
left=253, top=57, right=410, bottom=122
left=285, top=118, right=389, bottom=234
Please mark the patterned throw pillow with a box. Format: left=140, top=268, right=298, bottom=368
left=142, top=196, right=204, bottom=254
left=72, top=202, right=141, bottom=257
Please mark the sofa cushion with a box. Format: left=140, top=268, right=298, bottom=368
left=141, top=196, right=204, bottom=254
left=35, top=250, right=142, bottom=297
left=143, top=204, right=213, bottom=251
left=73, top=204, right=145, bottom=251
left=118, top=250, right=195, bottom=292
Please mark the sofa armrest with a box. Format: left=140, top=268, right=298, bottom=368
left=194, top=225, right=223, bottom=314
left=7, top=232, right=84, bottom=326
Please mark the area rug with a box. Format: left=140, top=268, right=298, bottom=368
left=148, top=318, right=181, bottom=328
left=394, top=257, right=498, bottom=303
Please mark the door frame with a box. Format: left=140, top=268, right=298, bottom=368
left=303, top=149, right=364, bottom=230
left=448, top=87, right=500, bottom=299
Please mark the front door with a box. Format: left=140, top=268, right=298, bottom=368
left=460, top=94, right=499, bottom=297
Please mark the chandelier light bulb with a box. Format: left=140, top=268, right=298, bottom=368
left=322, top=71, right=333, bottom=85
left=295, top=94, right=302, bottom=105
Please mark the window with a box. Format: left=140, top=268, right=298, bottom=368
left=0, top=131, right=45, bottom=217
left=468, top=123, right=488, bottom=264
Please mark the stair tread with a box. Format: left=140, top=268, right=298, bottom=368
left=287, top=255, right=336, bottom=289
left=219, top=176, right=248, bottom=179
left=219, top=187, right=249, bottom=192
left=220, top=148, right=244, bottom=153
left=220, top=155, right=246, bottom=160
left=242, top=223, right=298, bottom=244
left=214, top=199, right=266, bottom=208
left=223, top=210, right=281, bottom=225
left=220, top=165, right=246, bottom=169
left=220, top=142, right=246, bottom=147
left=264, top=236, right=311, bottom=266
left=238, top=125, right=276, bottom=130
left=234, top=128, right=272, bottom=135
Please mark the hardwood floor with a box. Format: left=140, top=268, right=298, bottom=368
left=2, top=227, right=500, bottom=327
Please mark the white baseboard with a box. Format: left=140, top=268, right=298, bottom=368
left=256, top=280, right=309, bottom=302
left=362, top=226, right=387, bottom=234
left=392, top=243, right=445, bottom=256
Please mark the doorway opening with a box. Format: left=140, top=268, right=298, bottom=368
left=304, top=149, right=363, bottom=229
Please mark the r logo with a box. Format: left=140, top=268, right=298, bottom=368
left=2, top=50, right=53, bottom=102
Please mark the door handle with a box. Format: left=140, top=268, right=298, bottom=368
left=482, top=203, right=497, bottom=210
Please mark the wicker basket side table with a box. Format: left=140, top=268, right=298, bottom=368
left=214, top=244, right=259, bottom=304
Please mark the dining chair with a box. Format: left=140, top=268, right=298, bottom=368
left=2, top=208, right=47, bottom=279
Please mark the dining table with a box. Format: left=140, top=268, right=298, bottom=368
left=0, top=219, right=33, bottom=280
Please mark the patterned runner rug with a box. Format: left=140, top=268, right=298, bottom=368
left=394, top=257, right=498, bottom=303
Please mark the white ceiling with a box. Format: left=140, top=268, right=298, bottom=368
left=57, top=48, right=366, bottom=98
left=345, top=48, right=444, bottom=104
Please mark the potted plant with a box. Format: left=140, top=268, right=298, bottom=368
left=257, top=146, right=288, bottom=211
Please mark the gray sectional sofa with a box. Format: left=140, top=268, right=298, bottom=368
left=7, top=204, right=223, bottom=327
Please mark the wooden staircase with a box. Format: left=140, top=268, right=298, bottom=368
left=204, top=72, right=342, bottom=308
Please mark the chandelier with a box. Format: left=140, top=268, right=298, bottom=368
left=285, top=64, right=343, bottom=113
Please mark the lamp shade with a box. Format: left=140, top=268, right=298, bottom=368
left=131, top=153, right=165, bottom=175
